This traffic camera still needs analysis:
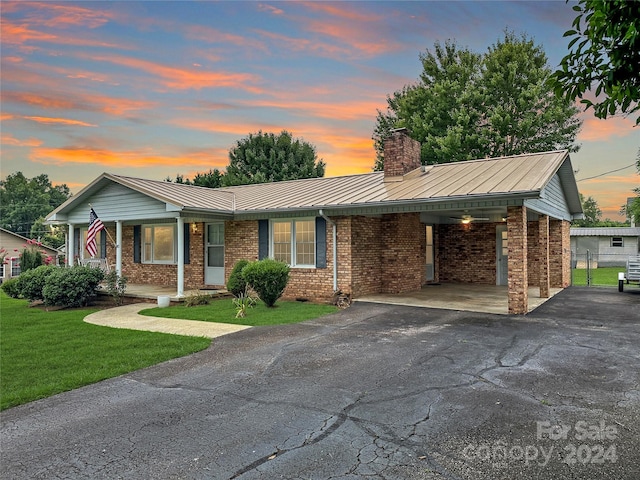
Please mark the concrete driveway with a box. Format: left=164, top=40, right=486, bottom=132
left=1, top=287, right=639, bottom=479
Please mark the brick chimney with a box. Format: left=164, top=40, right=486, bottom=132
left=383, top=128, right=422, bottom=179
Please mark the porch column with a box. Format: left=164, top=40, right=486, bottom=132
left=550, top=219, right=571, bottom=288
left=538, top=215, right=550, bottom=298
left=68, top=223, right=75, bottom=266
left=507, top=206, right=528, bottom=314
left=176, top=217, right=185, bottom=297
left=116, top=220, right=123, bottom=276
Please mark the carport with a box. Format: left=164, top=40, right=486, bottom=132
left=357, top=283, right=564, bottom=315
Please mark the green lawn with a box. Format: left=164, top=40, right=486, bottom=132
left=140, top=298, right=339, bottom=326
left=0, top=293, right=210, bottom=411
left=572, top=267, right=623, bottom=286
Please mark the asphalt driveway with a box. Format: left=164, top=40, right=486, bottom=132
left=1, top=287, right=639, bottom=479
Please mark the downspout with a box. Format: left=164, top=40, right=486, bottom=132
left=318, top=210, right=337, bottom=292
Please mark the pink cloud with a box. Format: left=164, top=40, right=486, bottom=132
left=579, top=114, right=637, bottom=142
left=79, top=53, right=264, bottom=92
left=23, top=116, right=97, bottom=127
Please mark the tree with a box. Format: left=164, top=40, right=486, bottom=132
left=0, top=172, right=70, bottom=237
left=165, top=169, right=225, bottom=188
left=192, top=169, right=225, bottom=188
left=373, top=32, right=582, bottom=169
left=551, top=0, right=640, bottom=125
left=621, top=148, right=640, bottom=224
left=573, top=193, right=602, bottom=227
left=224, top=130, right=325, bottom=186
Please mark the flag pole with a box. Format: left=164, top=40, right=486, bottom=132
left=89, top=203, right=117, bottom=247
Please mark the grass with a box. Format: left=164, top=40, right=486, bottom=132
left=572, top=267, right=623, bottom=286
left=0, top=292, right=210, bottom=411
left=140, top=297, right=339, bottom=326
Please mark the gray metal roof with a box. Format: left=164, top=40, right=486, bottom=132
left=570, top=227, right=640, bottom=237
left=47, top=150, right=580, bottom=220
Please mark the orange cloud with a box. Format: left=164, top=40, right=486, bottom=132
left=80, top=53, right=263, bottom=92
left=3, top=1, right=113, bottom=29
left=1, top=134, right=43, bottom=147
left=579, top=175, right=639, bottom=221
left=2, top=91, right=155, bottom=117
left=24, top=116, right=97, bottom=127
left=30, top=146, right=221, bottom=169
left=577, top=110, right=637, bottom=142
left=1, top=20, right=125, bottom=49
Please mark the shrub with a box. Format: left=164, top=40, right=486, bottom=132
left=241, top=259, right=290, bottom=307
left=1, top=278, right=21, bottom=298
left=104, top=271, right=128, bottom=306
left=18, top=239, right=54, bottom=273
left=42, top=266, right=105, bottom=308
left=184, top=292, right=211, bottom=307
left=16, top=265, right=56, bottom=301
left=226, top=259, right=250, bottom=297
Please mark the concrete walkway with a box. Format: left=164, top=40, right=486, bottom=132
left=84, top=303, right=251, bottom=338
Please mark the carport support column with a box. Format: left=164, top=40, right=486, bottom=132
left=176, top=217, right=185, bottom=298
left=538, top=215, right=550, bottom=298
left=507, top=206, right=528, bottom=314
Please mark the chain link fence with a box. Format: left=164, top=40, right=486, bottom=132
left=571, top=251, right=632, bottom=287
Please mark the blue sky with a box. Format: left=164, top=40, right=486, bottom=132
left=1, top=0, right=638, bottom=220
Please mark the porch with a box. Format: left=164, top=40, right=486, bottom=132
left=357, top=283, right=563, bottom=315
left=106, top=284, right=230, bottom=303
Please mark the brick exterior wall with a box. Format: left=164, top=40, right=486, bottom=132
left=348, top=216, right=383, bottom=296
left=507, top=206, right=528, bottom=314
left=437, top=222, right=499, bottom=285
left=225, top=220, right=259, bottom=284
left=383, top=130, right=421, bottom=177
left=550, top=219, right=571, bottom=288
left=119, top=223, right=205, bottom=290
left=379, top=213, right=425, bottom=293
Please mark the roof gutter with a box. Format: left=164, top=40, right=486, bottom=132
left=319, top=209, right=337, bottom=292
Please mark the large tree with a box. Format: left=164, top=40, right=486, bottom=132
left=224, top=130, right=325, bottom=186
left=552, top=0, right=640, bottom=125
left=0, top=172, right=70, bottom=238
left=373, top=32, right=582, bottom=169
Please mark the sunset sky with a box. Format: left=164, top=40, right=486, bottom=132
left=2, top=1, right=638, bottom=220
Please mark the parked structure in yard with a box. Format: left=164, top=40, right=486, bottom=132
left=0, top=227, right=59, bottom=282
left=45, top=130, right=583, bottom=314
left=570, top=227, right=640, bottom=267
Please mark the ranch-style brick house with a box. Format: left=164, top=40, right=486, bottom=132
left=45, top=130, right=583, bottom=314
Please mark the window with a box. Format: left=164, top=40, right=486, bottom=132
left=611, top=237, right=623, bottom=247
left=271, top=219, right=315, bottom=267
left=143, top=225, right=176, bottom=263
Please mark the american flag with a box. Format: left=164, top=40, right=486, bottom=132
left=86, top=208, right=105, bottom=258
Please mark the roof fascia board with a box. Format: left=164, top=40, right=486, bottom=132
left=233, top=192, right=534, bottom=220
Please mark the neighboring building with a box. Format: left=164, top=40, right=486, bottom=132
left=0, top=227, right=59, bottom=282
left=45, top=130, right=583, bottom=314
left=571, top=227, right=640, bottom=267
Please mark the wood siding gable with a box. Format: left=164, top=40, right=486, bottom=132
left=524, top=174, right=571, bottom=221
left=65, top=183, right=179, bottom=224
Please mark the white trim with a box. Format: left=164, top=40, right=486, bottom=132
left=270, top=217, right=316, bottom=268
left=141, top=224, right=177, bottom=264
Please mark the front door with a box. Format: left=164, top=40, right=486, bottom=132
left=205, top=222, right=225, bottom=285
left=496, top=225, right=508, bottom=285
